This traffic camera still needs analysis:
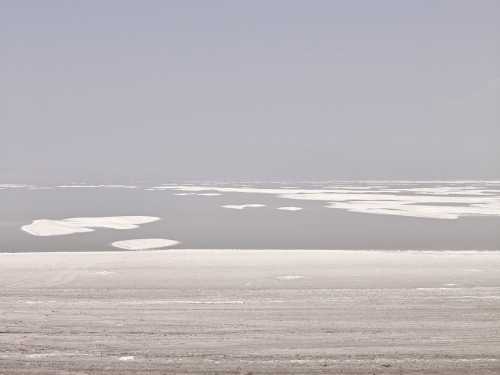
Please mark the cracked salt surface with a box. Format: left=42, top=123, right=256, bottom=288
left=277, top=206, right=303, bottom=211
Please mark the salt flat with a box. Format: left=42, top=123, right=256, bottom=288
left=1, top=250, right=500, bottom=374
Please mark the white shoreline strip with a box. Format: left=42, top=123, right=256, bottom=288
left=111, top=238, right=180, bottom=250
left=1, top=250, right=499, bottom=290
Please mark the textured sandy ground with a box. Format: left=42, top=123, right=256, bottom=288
left=1, top=250, right=500, bottom=374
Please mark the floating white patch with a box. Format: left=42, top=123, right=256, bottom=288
left=21, top=216, right=160, bottom=237
left=222, top=204, right=266, bottom=210
left=159, top=183, right=500, bottom=220
left=277, top=206, right=303, bottom=211
left=111, top=238, right=180, bottom=250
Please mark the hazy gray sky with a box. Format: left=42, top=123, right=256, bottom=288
left=2, top=1, right=499, bottom=182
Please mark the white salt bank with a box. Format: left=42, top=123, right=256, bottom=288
left=22, top=216, right=160, bottom=237
left=277, top=206, right=303, bottom=211
left=222, top=204, right=266, bottom=210
left=111, top=238, right=180, bottom=250
left=165, top=183, right=500, bottom=220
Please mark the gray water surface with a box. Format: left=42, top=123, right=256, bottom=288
left=1, top=182, right=499, bottom=252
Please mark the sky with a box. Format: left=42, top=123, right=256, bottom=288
left=2, top=0, right=499, bottom=183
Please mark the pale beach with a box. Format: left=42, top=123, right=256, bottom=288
left=1, top=250, right=500, bottom=374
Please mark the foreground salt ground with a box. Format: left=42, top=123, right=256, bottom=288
left=1, top=250, right=500, bottom=374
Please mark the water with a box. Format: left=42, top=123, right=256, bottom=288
left=1, top=181, right=499, bottom=252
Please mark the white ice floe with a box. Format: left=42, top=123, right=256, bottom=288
left=159, top=183, right=500, bottom=220
left=111, top=238, right=180, bottom=250
left=21, top=216, right=160, bottom=237
left=222, top=204, right=266, bottom=210
left=277, top=206, right=303, bottom=211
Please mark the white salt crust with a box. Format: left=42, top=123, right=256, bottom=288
left=156, top=184, right=500, bottom=220
left=22, top=216, right=160, bottom=237
left=221, top=204, right=266, bottom=210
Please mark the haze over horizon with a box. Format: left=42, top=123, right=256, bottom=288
left=2, top=1, right=499, bottom=183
